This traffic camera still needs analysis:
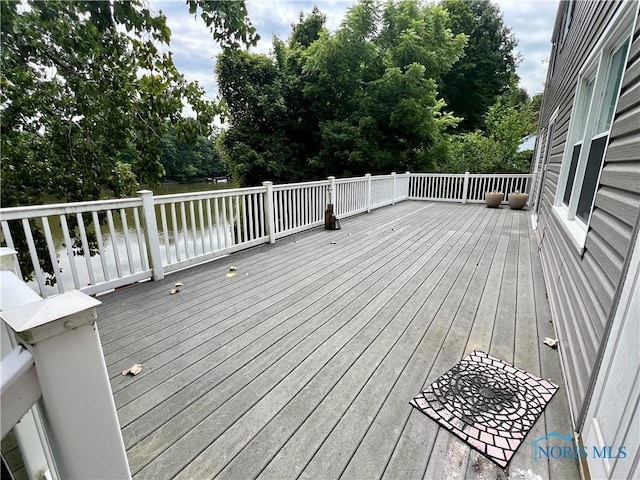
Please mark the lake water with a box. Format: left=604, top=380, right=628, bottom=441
left=21, top=181, right=241, bottom=295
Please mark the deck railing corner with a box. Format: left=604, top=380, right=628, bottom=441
left=137, top=190, right=164, bottom=281
left=262, top=181, right=276, bottom=244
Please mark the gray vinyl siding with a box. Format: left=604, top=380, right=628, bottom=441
left=534, top=1, right=640, bottom=424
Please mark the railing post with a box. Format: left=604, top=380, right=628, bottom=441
left=365, top=174, right=372, bottom=213
left=262, top=181, right=276, bottom=244
left=462, top=171, right=470, bottom=204
left=1, top=291, right=132, bottom=480
left=529, top=173, right=537, bottom=206
left=405, top=171, right=411, bottom=200
left=137, top=190, right=164, bottom=281
left=1, top=248, right=58, bottom=480
left=391, top=172, right=397, bottom=205
left=327, top=176, right=336, bottom=208
left=328, top=176, right=336, bottom=205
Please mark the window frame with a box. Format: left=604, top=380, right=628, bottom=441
left=553, top=3, right=636, bottom=253
left=560, top=0, right=576, bottom=48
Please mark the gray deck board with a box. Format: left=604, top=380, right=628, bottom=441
left=95, top=201, right=580, bottom=480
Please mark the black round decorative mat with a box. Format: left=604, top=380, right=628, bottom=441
left=410, top=350, right=558, bottom=467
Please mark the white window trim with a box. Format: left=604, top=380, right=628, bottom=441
left=553, top=204, right=588, bottom=254
left=532, top=107, right=559, bottom=231
left=553, top=2, right=638, bottom=253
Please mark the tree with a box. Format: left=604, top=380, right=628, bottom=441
left=303, top=0, right=465, bottom=175
left=0, top=0, right=256, bottom=283
left=217, top=0, right=466, bottom=184
left=216, top=49, right=295, bottom=185
left=159, top=123, right=227, bottom=183
left=1, top=0, right=256, bottom=208
left=438, top=0, right=518, bottom=131
left=438, top=91, right=537, bottom=173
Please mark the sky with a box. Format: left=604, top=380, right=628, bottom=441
left=148, top=0, right=560, bottom=108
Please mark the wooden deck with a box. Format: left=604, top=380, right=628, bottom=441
left=96, top=201, right=580, bottom=480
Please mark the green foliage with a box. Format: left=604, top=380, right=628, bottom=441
left=0, top=0, right=255, bottom=283
left=216, top=48, right=296, bottom=185
left=438, top=92, right=538, bottom=173
left=159, top=123, right=227, bottom=183
left=289, top=6, right=327, bottom=48
left=1, top=0, right=255, bottom=207
left=438, top=0, right=518, bottom=131
left=186, top=0, right=258, bottom=49
left=217, top=0, right=466, bottom=185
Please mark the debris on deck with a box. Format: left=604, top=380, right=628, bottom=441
left=543, top=337, right=558, bottom=349
left=508, top=468, right=543, bottom=480
left=121, top=364, right=143, bottom=376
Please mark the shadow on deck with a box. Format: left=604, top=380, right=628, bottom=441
left=96, top=201, right=580, bottom=480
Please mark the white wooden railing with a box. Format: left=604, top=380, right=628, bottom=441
left=1, top=248, right=130, bottom=479
left=409, top=172, right=534, bottom=204
left=273, top=180, right=327, bottom=237
left=0, top=198, right=152, bottom=297
left=0, top=172, right=532, bottom=298
left=153, top=186, right=269, bottom=274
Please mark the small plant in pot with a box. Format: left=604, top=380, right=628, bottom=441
left=485, top=191, right=504, bottom=208
left=508, top=191, right=529, bottom=210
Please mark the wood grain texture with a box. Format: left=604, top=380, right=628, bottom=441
left=95, top=202, right=579, bottom=479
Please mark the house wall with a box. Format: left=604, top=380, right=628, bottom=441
left=534, top=0, right=640, bottom=425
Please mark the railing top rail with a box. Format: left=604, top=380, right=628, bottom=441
left=410, top=173, right=531, bottom=178
left=370, top=174, right=394, bottom=180
left=272, top=180, right=329, bottom=190
left=334, top=176, right=369, bottom=184
left=410, top=173, right=466, bottom=178
left=0, top=198, right=143, bottom=221
left=468, top=173, right=533, bottom=178
left=153, top=186, right=266, bottom=204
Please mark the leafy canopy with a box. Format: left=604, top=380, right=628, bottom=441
left=0, top=0, right=254, bottom=284
left=439, top=90, right=539, bottom=174
left=0, top=0, right=255, bottom=207
left=217, top=0, right=467, bottom=185
left=438, top=0, right=518, bottom=131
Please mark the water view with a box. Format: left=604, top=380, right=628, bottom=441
left=16, top=181, right=240, bottom=296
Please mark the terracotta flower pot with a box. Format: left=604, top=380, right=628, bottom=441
left=508, top=192, right=529, bottom=210
left=485, top=192, right=504, bottom=208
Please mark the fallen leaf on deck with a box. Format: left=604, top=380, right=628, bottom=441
left=226, top=272, right=236, bottom=278
left=170, top=288, right=180, bottom=294
left=543, top=337, right=558, bottom=349
left=330, top=241, right=337, bottom=245
left=229, top=266, right=238, bottom=272
left=122, top=364, right=143, bottom=376
left=174, top=282, right=183, bottom=287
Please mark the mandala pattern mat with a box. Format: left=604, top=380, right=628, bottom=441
left=410, top=350, right=558, bottom=468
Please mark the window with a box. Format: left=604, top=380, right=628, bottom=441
left=563, top=76, right=595, bottom=207
left=575, top=43, right=628, bottom=223
left=560, top=0, right=576, bottom=47
left=554, top=3, right=635, bottom=252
